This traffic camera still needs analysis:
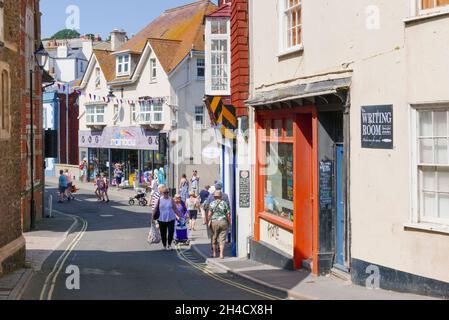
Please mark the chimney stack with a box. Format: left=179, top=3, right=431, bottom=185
left=110, top=29, right=127, bottom=51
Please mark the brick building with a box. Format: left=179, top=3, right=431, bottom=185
left=0, top=0, right=42, bottom=276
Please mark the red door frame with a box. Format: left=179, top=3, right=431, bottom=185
left=254, top=105, right=319, bottom=274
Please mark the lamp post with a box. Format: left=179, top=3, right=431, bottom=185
left=29, top=43, right=49, bottom=230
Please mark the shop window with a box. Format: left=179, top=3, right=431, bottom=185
left=260, top=118, right=295, bottom=223
left=415, top=109, right=449, bottom=225
left=265, top=142, right=294, bottom=222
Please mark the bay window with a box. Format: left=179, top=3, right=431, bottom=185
left=211, top=39, right=229, bottom=92
left=139, top=100, right=164, bottom=124
left=414, top=108, right=449, bottom=225
left=140, top=102, right=151, bottom=123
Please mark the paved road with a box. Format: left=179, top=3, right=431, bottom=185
left=21, top=185, right=285, bottom=300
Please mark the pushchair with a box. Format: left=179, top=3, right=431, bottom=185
left=174, top=214, right=190, bottom=245
left=128, top=189, right=148, bottom=206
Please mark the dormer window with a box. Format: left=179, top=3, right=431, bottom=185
left=117, top=54, right=130, bottom=76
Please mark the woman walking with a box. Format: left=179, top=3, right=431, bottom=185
left=114, top=164, right=124, bottom=190
left=186, top=192, right=200, bottom=231
left=153, top=186, right=181, bottom=250
left=179, top=174, right=189, bottom=203
left=208, top=190, right=231, bottom=259
left=101, top=173, right=110, bottom=203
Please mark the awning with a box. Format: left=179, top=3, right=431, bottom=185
left=246, top=77, right=352, bottom=107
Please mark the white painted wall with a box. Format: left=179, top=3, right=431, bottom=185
left=249, top=0, right=449, bottom=283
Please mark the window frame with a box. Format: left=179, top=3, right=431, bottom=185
left=150, top=58, right=157, bottom=83
left=278, top=0, right=303, bottom=56
left=410, top=104, right=449, bottom=230
left=197, top=58, right=205, bottom=80
left=86, top=104, right=106, bottom=125
left=194, top=105, right=205, bottom=130
left=116, top=54, right=130, bottom=77
left=417, top=0, right=449, bottom=15
left=205, top=17, right=231, bottom=96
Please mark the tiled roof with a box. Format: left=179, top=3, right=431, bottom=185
left=206, top=2, right=231, bottom=17
left=93, top=49, right=116, bottom=82
left=113, top=0, right=217, bottom=76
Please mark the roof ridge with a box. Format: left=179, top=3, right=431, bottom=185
left=147, top=37, right=182, bottom=43
left=164, top=0, right=210, bottom=13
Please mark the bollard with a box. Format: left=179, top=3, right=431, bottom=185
left=47, top=194, right=53, bottom=218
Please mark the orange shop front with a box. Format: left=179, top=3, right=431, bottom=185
left=253, top=105, right=319, bottom=273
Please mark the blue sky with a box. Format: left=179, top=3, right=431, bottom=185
left=41, top=0, right=218, bottom=39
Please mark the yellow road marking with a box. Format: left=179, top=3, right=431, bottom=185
left=175, top=247, right=282, bottom=301
left=39, top=215, right=88, bottom=300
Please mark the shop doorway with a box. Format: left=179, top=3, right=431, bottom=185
left=335, top=144, right=346, bottom=269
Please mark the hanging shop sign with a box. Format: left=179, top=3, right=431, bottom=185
left=239, top=170, right=251, bottom=208
left=79, top=126, right=160, bottom=151
left=361, top=105, right=393, bottom=149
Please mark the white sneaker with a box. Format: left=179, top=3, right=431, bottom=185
left=167, top=245, right=172, bottom=251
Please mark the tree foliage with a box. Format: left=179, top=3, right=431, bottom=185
left=51, top=29, right=81, bottom=40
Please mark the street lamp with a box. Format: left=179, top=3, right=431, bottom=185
left=29, top=42, right=49, bottom=230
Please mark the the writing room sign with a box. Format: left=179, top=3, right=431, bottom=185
left=361, top=105, right=393, bottom=149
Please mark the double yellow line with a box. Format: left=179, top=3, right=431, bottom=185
left=39, top=215, right=88, bottom=301
left=175, top=247, right=282, bottom=301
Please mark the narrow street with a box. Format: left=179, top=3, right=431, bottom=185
left=20, top=184, right=285, bottom=300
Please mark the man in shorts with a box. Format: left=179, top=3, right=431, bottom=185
left=58, top=170, right=68, bottom=203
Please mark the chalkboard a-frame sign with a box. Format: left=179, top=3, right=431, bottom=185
left=361, top=105, right=394, bottom=149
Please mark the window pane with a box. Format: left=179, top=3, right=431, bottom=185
left=434, top=111, right=447, bottom=136
left=419, top=111, right=433, bottom=137
left=264, top=120, right=271, bottom=137
left=285, top=119, right=293, bottom=137
left=264, top=142, right=294, bottom=222
left=435, top=138, right=448, bottom=164
left=438, top=168, right=449, bottom=193
left=419, top=138, right=433, bottom=163
left=422, top=192, right=437, bottom=218
left=421, top=167, right=435, bottom=191
left=273, top=120, right=283, bottom=137
left=439, top=195, right=449, bottom=219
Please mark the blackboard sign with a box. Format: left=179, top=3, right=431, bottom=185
left=239, top=170, right=251, bottom=208
left=319, top=160, right=333, bottom=210
left=361, top=105, right=393, bottom=149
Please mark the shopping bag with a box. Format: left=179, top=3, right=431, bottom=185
left=148, top=222, right=161, bottom=244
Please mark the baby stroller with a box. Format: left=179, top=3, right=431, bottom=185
left=174, top=214, right=190, bottom=246
left=129, top=189, right=148, bottom=206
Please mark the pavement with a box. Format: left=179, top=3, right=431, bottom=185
left=0, top=210, right=77, bottom=300
left=189, top=212, right=439, bottom=300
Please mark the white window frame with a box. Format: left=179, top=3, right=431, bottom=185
left=152, top=102, right=163, bottom=124
left=278, top=0, right=303, bottom=56
left=194, top=105, right=205, bottom=130
left=414, top=0, right=449, bottom=16
left=117, top=54, right=130, bottom=77
left=205, top=17, right=231, bottom=96
left=86, top=104, right=106, bottom=125
left=150, top=58, right=157, bottom=83
left=409, top=104, right=449, bottom=232
left=139, top=102, right=151, bottom=124
left=95, top=67, right=101, bottom=89
left=113, top=104, right=119, bottom=125
left=197, top=58, right=205, bottom=80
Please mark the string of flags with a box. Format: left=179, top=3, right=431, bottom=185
left=51, top=81, right=167, bottom=106
left=85, top=94, right=166, bottom=106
